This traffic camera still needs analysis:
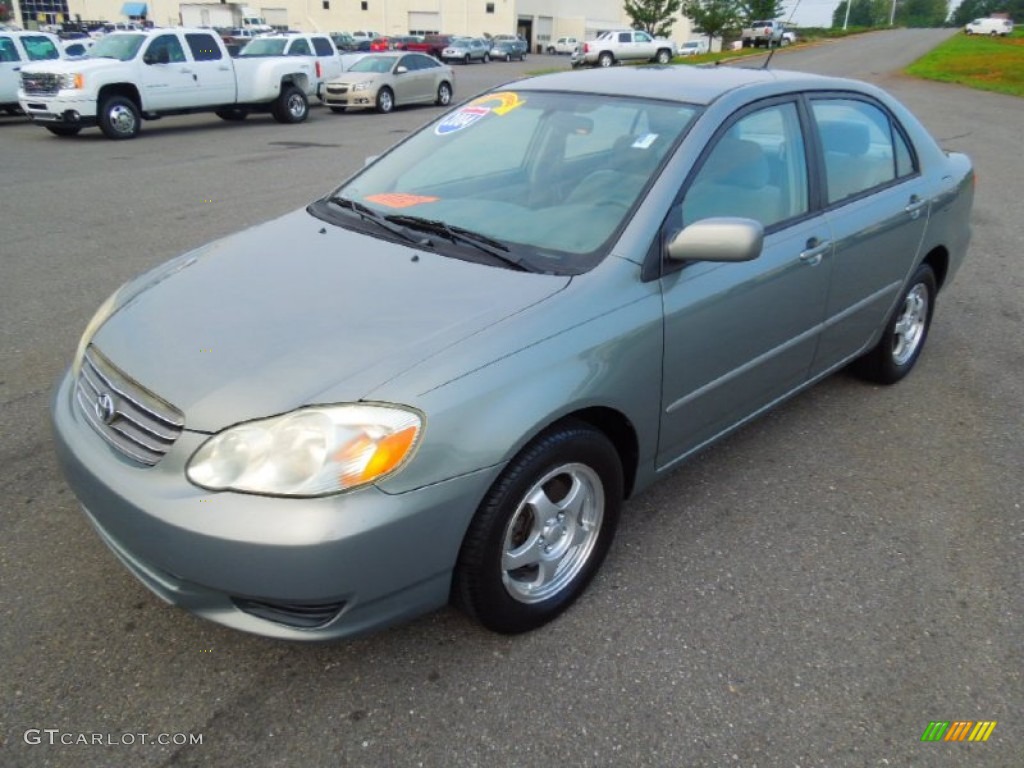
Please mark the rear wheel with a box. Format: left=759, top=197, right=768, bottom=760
left=453, top=422, right=623, bottom=634
left=464, top=53, right=471, bottom=64
left=271, top=85, right=308, bottom=124
left=375, top=86, right=394, bottom=114
left=598, top=51, right=614, bottom=67
left=435, top=81, right=452, bottom=106
left=851, top=264, right=937, bottom=384
left=45, top=124, right=82, bottom=137
left=98, top=95, right=141, bottom=139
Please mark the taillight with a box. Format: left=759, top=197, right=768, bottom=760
left=584, top=43, right=590, bottom=53
left=316, top=60, right=322, bottom=77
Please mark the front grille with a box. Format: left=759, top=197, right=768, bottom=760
left=232, top=597, right=347, bottom=629
left=326, top=84, right=350, bottom=95
left=21, top=72, right=61, bottom=96
left=75, top=345, right=184, bottom=466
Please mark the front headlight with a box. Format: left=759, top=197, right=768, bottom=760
left=60, top=72, right=84, bottom=90
left=186, top=405, right=422, bottom=497
left=352, top=82, right=370, bottom=91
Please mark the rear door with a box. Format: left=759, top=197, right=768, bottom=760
left=806, top=95, right=931, bottom=375
left=183, top=32, right=235, bottom=106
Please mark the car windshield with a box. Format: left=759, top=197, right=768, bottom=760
left=349, top=55, right=395, bottom=73
left=319, top=90, right=698, bottom=273
left=239, top=38, right=288, bottom=56
left=89, top=33, right=145, bottom=61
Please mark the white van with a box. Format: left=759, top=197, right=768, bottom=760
left=0, top=30, right=61, bottom=113
left=964, top=17, right=1014, bottom=36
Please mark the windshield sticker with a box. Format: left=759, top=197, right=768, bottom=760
left=435, top=92, right=526, bottom=136
left=435, top=106, right=491, bottom=135
left=468, top=91, right=525, bottom=116
left=632, top=133, right=659, bottom=149
left=364, top=193, right=440, bottom=209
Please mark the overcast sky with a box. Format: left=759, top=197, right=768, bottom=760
left=782, top=0, right=845, bottom=27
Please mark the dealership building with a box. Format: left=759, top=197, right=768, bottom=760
left=10, top=0, right=695, bottom=48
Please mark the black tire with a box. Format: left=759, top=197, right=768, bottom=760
left=329, top=106, right=347, bottom=114
left=483, top=53, right=490, bottom=63
left=435, top=81, right=452, bottom=106
left=271, top=85, right=308, bottom=124
left=453, top=421, right=623, bottom=634
left=598, top=51, right=614, bottom=68
left=375, top=86, right=394, bottom=114
left=464, top=53, right=471, bottom=65
left=45, top=124, right=82, bottom=137
left=505, top=53, right=512, bottom=62
left=546, top=46, right=555, bottom=54
left=655, top=48, right=671, bottom=64
left=851, top=263, right=937, bottom=385
left=215, top=107, right=248, bottom=121
left=98, top=95, right=140, bottom=140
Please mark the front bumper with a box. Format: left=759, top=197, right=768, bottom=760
left=51, top=370, right=499, bottom=641
left=19, top=93, right=97, bottom=125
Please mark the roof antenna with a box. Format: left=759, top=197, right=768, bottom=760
left=762, top=0, right=801, bottom=70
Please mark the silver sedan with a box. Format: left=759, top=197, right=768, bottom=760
left=322, top=52, right=454, bottom=113
left=52, top=66, right=973, bottom=641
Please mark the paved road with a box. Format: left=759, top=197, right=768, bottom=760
left=2, top=32, right=1021, bottom=767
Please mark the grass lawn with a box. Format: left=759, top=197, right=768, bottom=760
left=905, top=29, right=1024, bottom=97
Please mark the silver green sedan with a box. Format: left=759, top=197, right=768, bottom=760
left=52, top=66, right=973, bottom=641
left=322, top=52, right=454, bottom=114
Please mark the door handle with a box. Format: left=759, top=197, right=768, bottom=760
left=799, top=237, right=831, bottom=266
left=905, top=194, right=927, bottom=220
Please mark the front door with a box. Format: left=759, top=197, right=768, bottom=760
left=139, top=34, right=197, bottom=110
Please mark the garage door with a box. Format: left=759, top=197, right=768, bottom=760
left=262, top=7, right=289, bottom=29
left=408, top=11, right=440, bottom=35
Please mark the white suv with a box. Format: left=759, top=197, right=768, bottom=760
left=1, top=30, right=61, bottom=113
left=964, top=17, right=1013, bottom=36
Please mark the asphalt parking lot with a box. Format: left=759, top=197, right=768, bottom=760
left=1, top=33, right=1021, bottom=767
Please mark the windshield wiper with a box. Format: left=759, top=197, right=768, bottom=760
left=384, top=214, right=530, bottom=271
left=324, top=195, right=421, bottom=245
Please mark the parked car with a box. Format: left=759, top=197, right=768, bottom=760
left=321, top=52, right=453, bottom=113
left=490, top=33, right=528, bottom=57
left=52, top=65, right=973, bottom=641
left=18, top=29, right=318, bottom=138
left=781, top=30, right=797, bottom=45
left=571, top=29, right=676, bottom=67
left=964, top=17, right=1014, bottom=35
left=489, top=39, right=525, bottom=61
left=547, top=36, right=579, bottom=54
left=678, top=39, right=710, bottom=56
left=442, top=37, right=490, bottom=64
left=404, top=34, right=456, bottom=58
left=742, top=19, right=786, bottom=48
left=330, top=32, right=358, bottom=52
left=1, top=30, right=61, bottom=114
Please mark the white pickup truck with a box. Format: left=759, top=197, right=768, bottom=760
left=570, top=29, right=677, bottom=68
left=18, top=28, right=319, bottom=139
left=1, top=30, right=62, bottom=114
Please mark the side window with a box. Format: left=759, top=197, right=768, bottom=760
left=147, top=35, right=186, bottom=64
left=185, top=33, right=222, bottom=61
left=681, top=102, right=809, bottom=229
left=812, top=98, right=905, bottom=204
left=398, top=54, right=416, bottom=70
left=618, top=33, right=631, bottom=43
left=0, top=37, right=19, bottom=62
left=636, top=32, right=652, bottom=43
left=23, top=36, right=60, bottom=60
left=289, top=39, right=312, bottom=56
left=312, top=37, right=334, bottom=56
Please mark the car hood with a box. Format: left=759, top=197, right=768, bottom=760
left=90, top=209, right=570, bottom=432
left=329, top=70, right=387, bottom=86
left=21, top=57, right=130, bottom=75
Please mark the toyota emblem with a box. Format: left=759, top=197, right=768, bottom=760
left=95, top=392, right=117, bottom=425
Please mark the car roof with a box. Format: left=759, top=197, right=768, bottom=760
left=514, top=66, right=861, bottom=107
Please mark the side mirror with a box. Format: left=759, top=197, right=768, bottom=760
left=667, top=217, right=764, bottom=263
left=395, top=65, right=408, bottom=74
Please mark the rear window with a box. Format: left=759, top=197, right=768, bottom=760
left=185, top=33, right=222, bottom=61
left=312, top=37, right=334, bottom=56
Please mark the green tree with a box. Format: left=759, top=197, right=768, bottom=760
left=741, top=0, right=788, bottom=22
left=832, top=0, right=891, bottom=26
left=683, top=0, right=744, bottom=44
left=897, top=0, right=949, bottom=26
left=625, top=0, right=685, bottom=37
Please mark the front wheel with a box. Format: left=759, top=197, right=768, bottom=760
left=375, top=86, right=394, bottom=114
left=435, top=81, right=452, bottom=106
left=453, top=422, right=623, bottom=634
left=271, top=85, right=308, bottom=124
left=598, top=52, right=614, bottom=67
left=46, top=124, right=82, bottom=137
left=98, top=95, right=140, bottom=139
left=851, top=264, right=937, bottom=384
